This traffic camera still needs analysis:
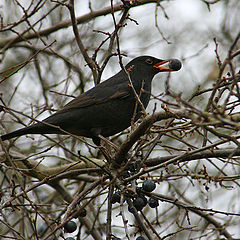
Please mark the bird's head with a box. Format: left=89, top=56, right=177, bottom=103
left=124, top=56, right=182, bottom=78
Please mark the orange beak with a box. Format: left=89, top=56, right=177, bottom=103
left=154, top=59, right=182, bottom=72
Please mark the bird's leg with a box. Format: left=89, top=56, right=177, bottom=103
left=92, top=136, right=112, bottom=163
left=98, top=135, right=119, bottom=152
left=93, top=135, right=119, bottom=164
left=99, top=146, right=112, bottom=164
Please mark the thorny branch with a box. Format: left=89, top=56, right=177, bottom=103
left=0, top=1, right=240, bottom=240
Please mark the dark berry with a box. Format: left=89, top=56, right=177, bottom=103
left=136, top=236, right=146, bottom=240
left=169, top=59, right=182, bottom=71
left=148, top=197, right=159, bottom=208
left=121, top=170, right=130, bottom=179
left=136, top=187, right=141, bottom=194
left=77, top=208, right=87, bottom=217
left=111, top=191, right=121, bottom=204
left=142, top=179, right=156, bottom=192
left=64, top=220, right=77, bottom=233
left=128, top=205, right=134, bottom=214
left=128, top=163, right=136, bottom=173
left=133, top=197, right=145, bottom=211
left=139, top=195, right=147, bottom=207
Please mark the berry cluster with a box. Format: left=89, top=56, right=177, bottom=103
left=39, top=179, right=158, bottom=240
left=61, top=207, right=87, bottom=237
left=112, top=179, right=159, bottom=212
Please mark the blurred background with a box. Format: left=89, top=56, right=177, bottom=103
left=0, top=0, right=240, bottom=239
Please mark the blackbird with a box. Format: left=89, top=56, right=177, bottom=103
left=1, top=56, right=181, bottom=145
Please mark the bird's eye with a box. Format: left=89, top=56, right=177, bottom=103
left=145, top=58, right=153, bottom=64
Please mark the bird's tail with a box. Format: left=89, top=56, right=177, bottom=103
left=1, top=123, right=60, bottom=141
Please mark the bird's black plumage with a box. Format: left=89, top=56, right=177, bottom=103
left=1, top=56, right=181, bottom=145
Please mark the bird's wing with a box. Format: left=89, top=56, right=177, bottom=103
left=57, top=80, right=130, bottom=114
